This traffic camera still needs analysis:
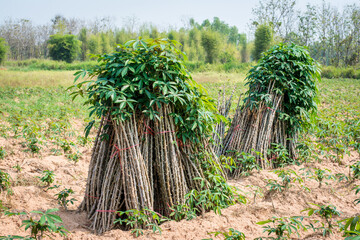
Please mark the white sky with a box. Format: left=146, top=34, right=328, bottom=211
left=0, top=0, right=358, bottom=33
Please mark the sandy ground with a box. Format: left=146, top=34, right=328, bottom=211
left=0, top=131, right=359, bottom=240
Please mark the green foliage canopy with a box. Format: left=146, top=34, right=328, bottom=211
left=71, top=38, right=219, bottom=144
left=48, top=34, right=81, bottom=63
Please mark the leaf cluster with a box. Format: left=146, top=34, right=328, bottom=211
left=71, top=38, right=219, bottom=144
left=4, top=209, right=68, bottom=239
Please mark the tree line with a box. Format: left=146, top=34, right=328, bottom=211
left=0, top=0, right=359, bottom=67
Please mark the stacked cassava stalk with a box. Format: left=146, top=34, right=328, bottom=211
left=212, top=85, right=238, bottom=156
left=222, top=43, right=321, bottom=169
left=71, top=38, right=221, bottom=234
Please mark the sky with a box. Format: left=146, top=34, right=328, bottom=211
left=0, top=0, right=358, bottom=34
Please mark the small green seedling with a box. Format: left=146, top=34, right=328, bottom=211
left=0, top=147, right=6, bottom=160
left=169, top=203, right=197, bottom=222
left=309, top=168, right=335, bottom=187
left=302, top=203, right=341, bottom=236
left=350, top=161, right=360, bottom=180
left=12, top=164, right=22, bottom=173
left=206, top=228, right=246, bottom=240
left=39, top=170, right=55, bottom=187
left=55, top=188, right=77, bottom=210
left=66, top=151, right=81, bottom=163
left=266, top=179, right=285, bottom=193
left=115, top=208, right=168, bottom=237
left=235, top=152, right=260, bottom=176
left=0, top=170, right=12, bottom=195
left=256, top=216, right=306, bottom=239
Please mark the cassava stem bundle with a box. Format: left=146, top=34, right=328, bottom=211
left=222, top=43, right=321, bottom=169
left=71, top=38, right=223, bottom=233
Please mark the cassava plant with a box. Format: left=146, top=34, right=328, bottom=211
left=71, top=38, right=225, bottom=233
left=205, top=228, right=246, bottom=240
left=0, top=170, right=12, bottom=195
left=222, top=43, right=321, bottom=169
left=4, top=209, right=68, bottom=239
left=339, top=215, right=360, bottom=239
left=114, top=208, right=168, bottom=237
left=38, top=170, right=55, bottom=187
left=302, top=203, right=341, bottom=237
left=308, top=168, right=335, bottom=187
left=0, top=146, right=6, bottom=160
left=55, top=188, right=77, bottom=210
left=231, top=151, right=261, bottom=177
left=256, top=216, right=307, bottom=239
left=350, top=161, right=360, bottom=180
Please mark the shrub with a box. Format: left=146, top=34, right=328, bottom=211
left=48, top=34, right=80, bottom=63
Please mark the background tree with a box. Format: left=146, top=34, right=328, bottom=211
left=78, top=28, right=89, bottom=60
left=0, top=38, right=8, bottom=64
left=201, top=30, right=220, bottom=63
left=47, top=34, right=80, bottom=63
left=252, top=24, right=273, bottom=61
left=251, top=0, right=297, bottom=40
